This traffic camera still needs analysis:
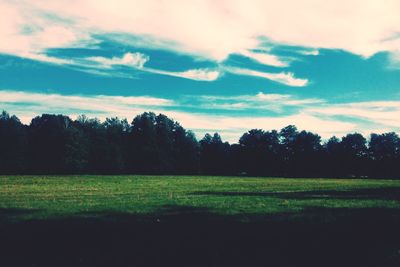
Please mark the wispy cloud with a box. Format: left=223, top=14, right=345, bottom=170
left=224, top=67, right=309, bottom=87
left=240, top=50, right=288, bottom=67
left=24, top=51, right=221, bottom=82
left=306, top=101, right=400, bottom=128
left=388, top=50, right=400, bottom=69
left=166, top=111, right=356, bottom=142
left=2, top=0, right=400, bottom=62
left=191, top=92, right=323, bottom=112
left=298, top=49, right=319, bottom=56
left=0, top=90, right=174, bottom=123
left=86, top=52, right=149, bottom=69
left=0, top=1, right=91, bottom=57
left=2, top=90, right=400, bottom=143
left=143, top=67, right=220, bottom=81
left=76, top=53, right=301, bottom=84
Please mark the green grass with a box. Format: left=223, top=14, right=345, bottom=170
left=2, top=175, right=400, bottom=267
left=1, top=175, right=400, bottom=222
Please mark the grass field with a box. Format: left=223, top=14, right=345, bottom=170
left=1, top=175, right=400, bottom=222
left=1, top=175, right=400, bottom=266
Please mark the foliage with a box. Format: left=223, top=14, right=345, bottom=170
left=1, top=110, right=400, bottom=178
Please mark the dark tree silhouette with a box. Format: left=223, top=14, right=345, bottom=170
left=27, top=114, right=82, bottom=174
left=340, top=133, right=368, bottom=177
left=127, top=112, right=199, bottom=174
left=200, top=133, right=230, bottom=175
left=0, top=111, right=27, bottom=174
left=172, top=126, right=199, bottom=174
left=75, top=115, right=108, bottom=174
left=290, top=130, right=322, bottom=177
left=323, top=136, right=342, bottom=177
left=128, top=112, right=159, bottom=173
left=102, top=117, right=129, bottom=173
left=64, top=121, right=89, bottom=173
left=369, top=132, right=400, bottom=178
left=279, top=125, right=298, bottom=176
left=239, top=129, right=280, bottom=176
left=1, top=110, right=400, bottom=178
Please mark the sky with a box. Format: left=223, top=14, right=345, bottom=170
left=1, top=0, right=400, bottom=143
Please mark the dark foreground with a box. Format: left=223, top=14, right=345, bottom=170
left=1, top=206, right=400, bottom=267
left=1, top=176, right=400, bottom=266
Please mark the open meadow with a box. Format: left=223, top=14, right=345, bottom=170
left=1, top=175, right=400, bottom=266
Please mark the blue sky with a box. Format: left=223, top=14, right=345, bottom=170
left=1, top=0, right=400, bottom=142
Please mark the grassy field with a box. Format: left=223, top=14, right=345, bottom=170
left=1, top=175, right=400, bottom=222
left=1, top=175, right=400, bottom=266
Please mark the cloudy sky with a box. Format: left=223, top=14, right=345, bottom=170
left=1, top=0, right=400, bottom=142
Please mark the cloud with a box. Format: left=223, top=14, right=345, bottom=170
left=0, top=1, right=90, bottom=57
left=306, top=101, right=400, bottom=128
left=299, top=49, right=320, bottom=56
left=224, top=67, right=309, bottom=86
left=144, top=68, right=220, bottom=81
left=3, top=90, right=400, bottom=143
left=2, top=0, right=400, bottom=65
left=77, top=53, right=299, bottom=83
left=30, top=51, right=220, bottom=81
left=166, top=111, right=356, bottom=142
left=240, top=50, right=288, bottom=67
left=192, top=92, right=323, bottom=112
left=87, top=52, right=149, bottom=69
left=0, top=90, right=174, bottom=123
left=19, top=53, right=74, bottom=65
left=388, top=50, right=400, bottom=69
left=0, top=90, right=173, bottom=108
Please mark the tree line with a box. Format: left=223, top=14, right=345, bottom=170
left=1, top=110, right=400, bottom=178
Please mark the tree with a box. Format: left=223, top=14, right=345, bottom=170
left=155, top=114, right=176, bottom=173
left=128, top=112, right=200, bottom=174
left=0, top=111, right=27, bottom=174
left=200, top=133, right=230, bottom=175
left=323, top=136, right=342, bottom=177
left=102, top=117, right=129, bottom=173
left=173, top=126, right=199, bottom=174
left=127, top=112, right=158, bottom=173
left=290, top=130, right=322, bottom=177
left=340, top=133, right=368, bottom=177
left=28, top=114, right=86, bottom=174
left=369, top=132, right=400, bottom=178
left=64, top=122, right=89, bottom=173
left=279, top=125, right=298, bottom=176
left=239, top=129, right=281, bottom=176
left=75, top=115, right=111, bottom=174
left=2, top=109, right=400, bottom=178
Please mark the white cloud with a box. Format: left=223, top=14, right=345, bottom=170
left=71, top=53, right=299, bottom=83
left=175, top=69, right=220, bottom=81
left=193, top=92, right=323, bottom=111
left=225, top=67, right=309, bottom=86
left=87, top=52, right=149, bottom=69
left=142, top=67, right=220, bottom=81
left=306, top=101, right=400, bottom=128
left=3, top=90, right=400, bottom=143
left=388, top=50, right=400, bottom=69
left=167, top=111, right=356, bottom=142
left=240, top=50, right=288, bottom=67
left=2, top=0, right=400, bottom=64
left=254, top=92, right=323, bottom=106
left=0, top=90, right=174, bottom=123
left=19, top=53, right=74, bottom=65
left=299, top=49, right=320, bottom=56
left=0, top=1, right=90, bottom=57
left=41, top=51, right=220, bottom=81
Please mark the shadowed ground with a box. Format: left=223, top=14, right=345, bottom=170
left=1, top=176, right=400, bottom=266
left=191, top=187, right=400, bottom=200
